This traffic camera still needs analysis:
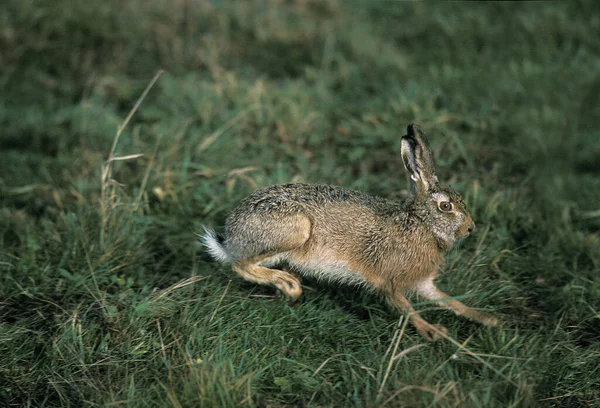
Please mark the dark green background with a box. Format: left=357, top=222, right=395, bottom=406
left=1, top=1, right=599, bottom=406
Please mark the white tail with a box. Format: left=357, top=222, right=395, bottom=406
left=200, top=227, right=231, bottom=263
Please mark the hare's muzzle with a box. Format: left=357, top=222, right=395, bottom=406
left=458, top=219, right=476, bottom=239
left=468, top=221, right=476, bottom=234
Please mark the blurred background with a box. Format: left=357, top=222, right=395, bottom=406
left=1, top=1, right=599, bottom=406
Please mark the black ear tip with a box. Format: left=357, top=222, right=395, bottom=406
left=406, top=123, right=423, bottom=137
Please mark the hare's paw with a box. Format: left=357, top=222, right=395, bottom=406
left=415, top=322, right=448, bottom=342
left=470, top=311, right=498, bottom=327
left=480, top=314, right=499, bottom=327
left=275, top=275, right=303, bottom=303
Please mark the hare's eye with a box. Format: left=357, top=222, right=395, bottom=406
left=439, top=201, right=453, bottom=212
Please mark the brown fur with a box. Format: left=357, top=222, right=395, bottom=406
left=202, top=124, right=497, bottom=341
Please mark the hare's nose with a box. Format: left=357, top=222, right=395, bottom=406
left=468, top=221, right=476, bottom=233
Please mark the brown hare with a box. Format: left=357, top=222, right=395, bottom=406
left=202, top=124, right=497, bottom=340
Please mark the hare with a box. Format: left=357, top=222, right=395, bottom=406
left=202, top=124, right=497, bottom=341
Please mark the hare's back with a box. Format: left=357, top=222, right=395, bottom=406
left=224, top=183, right=383, bottom=262
left=233, top=183, right=383, bottom=215
left=226, top=183, right=397, bottom=252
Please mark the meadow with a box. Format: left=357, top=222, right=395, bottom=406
left=1, top=1, right=599, bottom=406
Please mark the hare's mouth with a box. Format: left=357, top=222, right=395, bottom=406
left=456, top=220, right=475, bottom=239
left=455, top=229, right=471, bottom=241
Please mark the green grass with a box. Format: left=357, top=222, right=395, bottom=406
left=1, top=0, right=600, bottom=406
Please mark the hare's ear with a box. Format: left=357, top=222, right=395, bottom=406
left=401, top=124, right=438, bottom=191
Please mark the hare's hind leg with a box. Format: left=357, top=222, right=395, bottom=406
left=415, top=280, right=498, bottom=326
left=231, top=214, right=311, bottom=303
left=233, top=259, right=303, bottom=302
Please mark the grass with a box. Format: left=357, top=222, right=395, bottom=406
left=1, top=0, right=599, bottom=406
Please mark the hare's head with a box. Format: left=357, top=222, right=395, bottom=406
left=401, top=124, right=475, bottom=248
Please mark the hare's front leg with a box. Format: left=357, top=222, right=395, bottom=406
left=385, top=291, right=448, bottom=341
left=415, top=280, right=498, bottom=326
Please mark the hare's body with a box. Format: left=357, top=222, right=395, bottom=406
left=224, top=184, right=444, bottom=288
left=203, top=125, right=497, bottom=340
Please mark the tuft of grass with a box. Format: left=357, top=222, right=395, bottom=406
left=1, top=0, right=599, bottom=406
